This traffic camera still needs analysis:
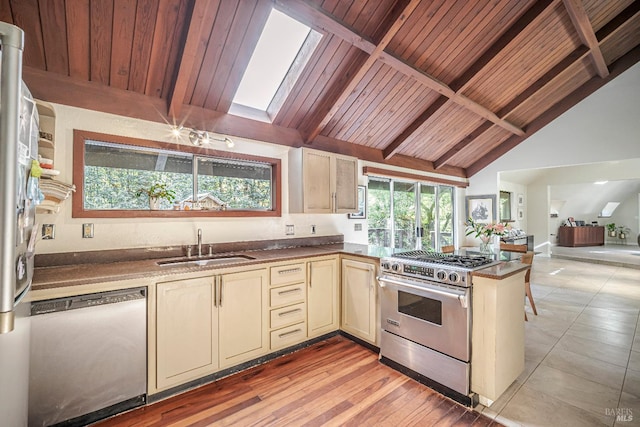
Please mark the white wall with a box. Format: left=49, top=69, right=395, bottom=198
left=467, top=62, right=640, bottom=252
left=36, top=104, right=371, bottom=253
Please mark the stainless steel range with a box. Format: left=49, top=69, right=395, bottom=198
left=378, top=250, right=497, bottom=403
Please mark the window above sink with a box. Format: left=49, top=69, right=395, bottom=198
left=72, top=130, right=281, bottom=218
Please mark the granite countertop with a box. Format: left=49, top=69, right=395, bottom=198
left=32, top=242, right=525, bottom=293
left=32, top=242, right=396, bottom=291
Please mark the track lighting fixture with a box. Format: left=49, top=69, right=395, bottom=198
left=185, top=129, right=234, bottom=148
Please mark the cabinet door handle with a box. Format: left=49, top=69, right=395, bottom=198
left=308, top=263, right=312, bottom=288
left=219, top=277, right=223, bottom=307
left=278, top=328, right=302, bottom=338
left=278, top=308, right=302, bottom=317
left=278, top=267, right=302, bottom=275
left=278, top=288, right=301, bottom=295
left=213, top=276, right=218, bottom=308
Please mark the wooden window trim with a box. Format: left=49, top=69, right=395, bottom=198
left=72, top=130, right=282, bottom=218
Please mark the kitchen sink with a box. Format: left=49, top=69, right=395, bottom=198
left=157, top=254, right=255, bottom=267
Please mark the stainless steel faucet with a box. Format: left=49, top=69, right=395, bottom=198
left=197, top=228, right=203, bottom=257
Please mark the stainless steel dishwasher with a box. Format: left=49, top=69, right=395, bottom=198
left=29, top=287, right=147, bottom=427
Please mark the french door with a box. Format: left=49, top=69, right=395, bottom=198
left=368, top=177, right=455, bottom=251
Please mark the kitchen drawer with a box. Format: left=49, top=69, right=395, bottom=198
left=270, top=283, right=306, bottom=308
left=270, top=322, right=307, bottom=351
left=270, top=263, right=305, bottom=286
left=270, top=302, right=305, bottom=330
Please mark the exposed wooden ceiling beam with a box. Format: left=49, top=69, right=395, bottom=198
left=381, top=0, right=558, bottom=162
left=433, top=122, right=493, bottom=169
left=595, top=1, right=640, bottom=41
left=167, top=0, right=219, bottom=119
left=466, top=44, right=640, bottom=176
left=301, top=0, right=421, bottom=143
left=280, top=0, right=524, bottom=146
left=274, top=0, right=376, bottom=55
left=499, top=2, right=640, bottom=122
left=562, top=0, right=609, bottom=78
left=442, top=1, right=639, bottom=170
left=498, top=46, right=590, bottom=118
left=450, top=0, right=558, bottom=93
left=382, top=95, right=448, bottom=159
left=23, top=64, right=468, bottom=179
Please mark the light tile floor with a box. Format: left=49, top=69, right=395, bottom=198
left=479, top=254, right=640, bottom=427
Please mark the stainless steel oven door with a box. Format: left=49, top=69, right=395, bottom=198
left=378, top=274, right=470, bottom=362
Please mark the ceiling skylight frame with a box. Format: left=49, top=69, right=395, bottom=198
left=230, top=8, right=322, bottom=123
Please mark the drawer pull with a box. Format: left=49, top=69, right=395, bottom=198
left=278, top=268, right=302, bottom=275
left=278, top=308, right=302, bottom=317
left=278, top=288, right=301, bottom=295
left=278, top=328, right=302, bottom=338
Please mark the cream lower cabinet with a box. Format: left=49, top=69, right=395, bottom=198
left=341, top=258, right=377, bottom=344
left=471, top=272, right=525, bottom=405
left=156, top=276, right=218, bottom=390
left=218, top=269, right=269, bottom=369
left=154, top=268, right=268, bottom=391
left=307, top=257, right=339, bottom=338
left=269, top=263, right=307, bottom=350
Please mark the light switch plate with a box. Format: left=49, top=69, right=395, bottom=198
left=82, top=223, right=94, bottom=238
left=311, top=225, right=316, bottom=234
left=285, top=224, right=295, bottom=235
left=354, top=223, right=362, bottom=231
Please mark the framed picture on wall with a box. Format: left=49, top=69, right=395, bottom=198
left=465, top=195, right=496, bottom=224
left=517, top=193, right=524, bottom=206
left=349, top=185, right=367, bottom=219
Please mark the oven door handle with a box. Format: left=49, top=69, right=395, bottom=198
left=377, top=276, right=468, bottom=309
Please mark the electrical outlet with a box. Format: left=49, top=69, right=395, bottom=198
left=82, top=223, right=94, bottom=238
left=285, top=224, right=295, bottom=235
left=311, top=225, right=316, bottom=234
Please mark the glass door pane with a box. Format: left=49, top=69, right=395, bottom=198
left=367, top=178, right=391, bottom=247
left=438, top=186, right=454, bottom=247
left=420, top=184, right=436, bottom=250
left=393, top=181, right=416, bottom=250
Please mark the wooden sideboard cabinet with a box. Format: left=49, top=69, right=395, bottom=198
left=557, top=226, right=604, bottom=247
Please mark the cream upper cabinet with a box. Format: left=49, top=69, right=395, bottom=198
left=156, top=276, right=218, bottom=390
left=341, top=258, right=377, bottom=345
left=307, top=257, right=339, bottom=338
left=218, top=269, right=269, bottom=369
left=289, top=147, right=358, bottom=214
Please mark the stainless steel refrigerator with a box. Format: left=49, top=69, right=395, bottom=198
left=0, top=21, right=39, bottom=427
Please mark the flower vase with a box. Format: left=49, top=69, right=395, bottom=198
left=479, top=235, right=492, bottom=254
left=149, top=197, right=160, bottom=210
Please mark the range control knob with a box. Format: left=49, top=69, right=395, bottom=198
left=381, top=262, right=391, bottom=270
left=391, top=263, right=401, bottom=272
left=436, top=270, right=448, bottom=281
left=448, top=271, right=460, bottom=283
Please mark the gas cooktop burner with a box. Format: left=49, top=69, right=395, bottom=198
left=393, top=250, right=494, bottom=268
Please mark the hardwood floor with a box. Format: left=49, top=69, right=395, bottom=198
left=96, top=336, right=499, bottom=426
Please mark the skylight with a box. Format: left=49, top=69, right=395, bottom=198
left=231, top=9, right=319, bottom=121
left=599, top=202, right=620, bottom=217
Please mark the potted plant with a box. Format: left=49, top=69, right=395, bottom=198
left=136, top=182, right=176, bottom=210
left=617, top=225, right=630, bottom=240
left=606, top=223, right=616, bottom=237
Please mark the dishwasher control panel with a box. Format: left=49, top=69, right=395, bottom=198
left=31, top=287, right=146, bottom=315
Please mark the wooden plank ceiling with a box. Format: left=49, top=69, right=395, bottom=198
left=5, top=0, right=640, bottom=179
